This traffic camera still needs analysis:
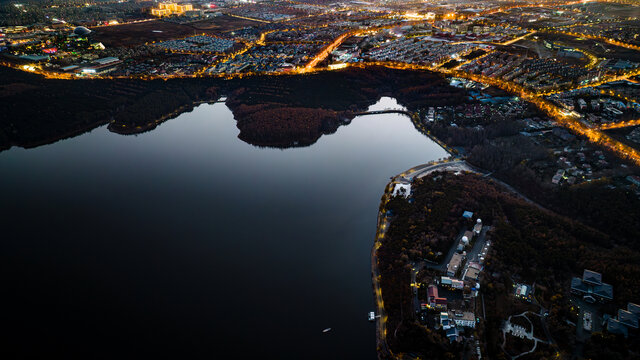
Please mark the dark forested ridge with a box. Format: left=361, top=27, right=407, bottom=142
left=2, top=64, right=638, bottom=255
left=380, top=172, right=640, bottom=359
left=465, top=139, right=640, bottom=255
left=223, top=66, right=468, bottom=147
left=0, top=66, right=218, bottom=150
left=0, top=66, right=468, bottom=150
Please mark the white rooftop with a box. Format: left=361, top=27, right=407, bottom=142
left=392, top=183, right=411, bottom=198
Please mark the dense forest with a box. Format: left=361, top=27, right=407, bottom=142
left=466, top=138, right=640, bottom=254
left=0, top=65, right=469, bottom=150
left=0, top=66, right=218, bottom=149
left=233, top=106, right=340, bottom=147
left=423, top=98, right=640, bottom=273
left=380, top=172, right=640, bottom=359
left=223, top=66, right=469, bottom=147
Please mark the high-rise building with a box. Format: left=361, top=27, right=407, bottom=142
left=151, top=2, right=194, bottom=17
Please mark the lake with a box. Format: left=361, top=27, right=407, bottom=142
left=0, top=97, right=448, bottom=359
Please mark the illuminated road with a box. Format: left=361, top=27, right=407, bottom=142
left=223, top=13, right=272, bottom=23
left=452, top=49, right=495, bottom=70
left=372, top=160, right=468, bottom=359
left=398, top=159, right=470, bottom=181
left=373, top=159, right=550, bottom=360
left=541, top=67, right=640, bottom=96
left=543, top=29, right=640, bottom=52
left=349, top=60, right=640, bottom=166
left=5, top=7, right=640, bottom=168
left=372, top=184, right=393, bottom=359
left=9, top=54, right=640, bottom=168
left=92, top=18, right=155, bottom=28
left=599, top=88, right=640, bottom=106
left=497, top=30, right=537, bottom=46
left=369, top=162, right=464, bottom=359
left=303, top=31, right=354, bottom=71
left=596, top=119, right=640, bottom=130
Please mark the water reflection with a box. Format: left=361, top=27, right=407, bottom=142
left=0, top=98, right=448, bottom=359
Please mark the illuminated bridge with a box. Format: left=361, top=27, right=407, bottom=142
left=354, top=109, right=413, bottom=117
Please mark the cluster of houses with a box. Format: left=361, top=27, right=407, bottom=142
left=361, top=37, right=477, bottom=67
left=627, top=128, right=640, bottom=144
left=560, top=23, right=640, bottom=52
left=548, top=85, right=640, bottom=127
left=153, top=35, right=236, bottom=54
left=439, top=311, right=476, bottom=341
left=548, top=140, right=616, bottom=187
left=60, top=56, right=122, bottom=75
left=607, top=303, right=640, bottom=338
left=436, top=22, right=525, bottom=40
left=462, top=50, right=598, bottom=90
left=266, top=27, right=344, bottom=43
left=111, top=53, right=217, bottom=77
left=571, top=269, right=640, bottom=338
left=230, top=7, right=297, bottom=22
left=209, top=42, right=323, bottom=74
left=424, top=278, right=476, bottom=342
left=420, top=212, right=490, bottom=341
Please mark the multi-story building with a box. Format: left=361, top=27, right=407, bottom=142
left=571, top=269, right=613, bottom=303
left=451, top=311, right=475, bottom=328
left=151, top=3, right=194, bottom=17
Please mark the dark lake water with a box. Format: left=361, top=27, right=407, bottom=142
left=0, top=97, right=447, bottom=359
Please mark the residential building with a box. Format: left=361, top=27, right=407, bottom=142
left=571, top=269, right=613, bottom=303
left=446, top=327, right=459, bottom=342
left=464, top=267, right=480, bottom=282
left=447, top=253, right=465, bottom=277
left=607, top=318, right=629, bottom=337
left=514, top=283, right=532, bottom=302
left=452, top=311, right=475, bottom=328
left=440, top=312, right=451, bottom=330
left=618, top=309, right=639, bottom=329
left=606, top=302, right=640, bottom=338
left=428, top=285, right=448, bottom=311
left=451, top=311, right=476, bottom=328
left=441, top=276, right=465, bottom=290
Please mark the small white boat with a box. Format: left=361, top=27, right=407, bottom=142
left=368, top=312, right=376, bottom=321
left=322, top=328, right=332, bottom=333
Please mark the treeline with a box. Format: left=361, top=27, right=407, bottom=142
left=427, top=112, right=640, bottom=255
left=380, top=172, right=640, bottom=358
left=479, top=148, right=640, bottom=253
left=380, top=173, right=515, bottom=358
left=467, top=135, right=550, bottom=172
left=225, top=66, right=464, bottom=112
left=0, top=65, right=469, bottom=151
left=0, top=66, right=221, bottom=148
left=583, top=332, right=635, bottom=360
left=430, top=120, right=524, bottom=149
left=0, top=4, right=45, bottom=26
left=110, top=83, right=215, bottom=128
left=235, top=106, right=340, bottom=147
left=224, top=66, right=469, bottom=148
left=394, top=84, right=468, bottom=110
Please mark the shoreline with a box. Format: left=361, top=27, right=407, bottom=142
left=370, top=158, right=545, bottom=359
left=108, top=99, right=216, bottom=135
left=371, top=159, right=471, bottom=359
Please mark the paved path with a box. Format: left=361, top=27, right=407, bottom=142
left=501, top=312, right=550, bottom=360
left=372, top=159, right=556, bottom=360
